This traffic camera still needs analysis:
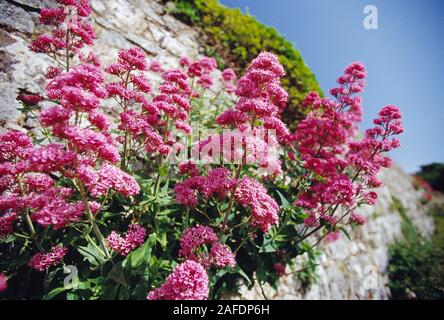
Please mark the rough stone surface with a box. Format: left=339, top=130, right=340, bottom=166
left=0, top=0, right=435, bottom=299
left=228, top=165, right=434, bottom=300
left=0, top=0, right=203, bottom=131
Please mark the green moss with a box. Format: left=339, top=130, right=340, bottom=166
left=165, top=0, right=322, bottom=128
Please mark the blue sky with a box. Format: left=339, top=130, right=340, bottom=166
left=219, top=0, right=444, bottom=173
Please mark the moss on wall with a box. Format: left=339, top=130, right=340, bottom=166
left=165, top=0, right=322, bottom=128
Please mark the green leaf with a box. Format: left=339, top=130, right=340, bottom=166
left=108, top=262, right=127, bottom=286
left=259, top=234, right=279, bottom=253
left=229, top=265, right=252, bottom=286
left=78, top=243, right=106, bottom=266
left=126, top=233, right=157, bottom=269
left=339, top=227, right=352, bottom=240
left=44, top=287, right=67, bottom=300
left=276, top=190, right=291, bottom=209
left=159, top=163, right=169, bottom=177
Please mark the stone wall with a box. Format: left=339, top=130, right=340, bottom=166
left=0, top=0, right=204, bottom=131
left=232, top=165, right=434, bottom=299
left=0, top=0, right=434, bottom=299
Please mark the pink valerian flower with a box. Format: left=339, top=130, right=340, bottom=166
left=51, top=125, right=120, bottom=163
left=349, top=213, right=367, bottom=225
left=25, top=186, right=87, bottom=229
left=174, top=176, right=205, bottom=207
left=178, top=161, right=199, bottom=177
left=325, top=231, right=341, bottom=243
left=293, top=62, right=403, bottom=230
left=179, top=225, right=218, bottom=261
left=30, top=0, right=94, bottom=56
left=235, top=176, right=279, bottom=233
left=40, top=105, right=71, bottom=127
left=179, top=56, right=192, bottom=68
left=0, top=130, right=33, bottom=163
left=147, top=260, right=209, bottom=300
left=150, top=60, right=164, bottom=73
left=202, top=168, right=237, bottom=198
left=187, top=61, right=203, bottom=78
left=197, top=74, right=213, bottom=89
left=23, top=173, right=54, bottom=193
left=209, top=243, right=236, bottom=268
left=106, top=47, right=147, bottom=73
left=46, top=64, right=107, bottom=112
left=106, top=224, right=147, bottom=256
left=296, top=175, right=355, bottom=227
left=295, top=62, right=367, bottom=179
left=28, top=246, right=68, bottom=271
left=347, top=105, right=403, bottom=177
left=31, top=197, right=84, bottom=229
left=178, top=225, right=236, bottom=268
left=216, top=109, right=250, bottom=129
left=0, top=211, right=17, bottom=238
left=199, top=57, right=217, bottom=73
left=174, top=168, right=237, bottom=207
left=79, top=163, right=140, bottom=197
left=230, top=52, right=290, bottom=142
left=196, top=128, right=281, bottom=175
left=28, top=143, right=77, bottom=173
left=107, top=51, right=192, bottom=157
left=273, top=263, right=286, bottom=276
left=222, top=68, right=236, bottom=82
left=39, top=7, right=67, bottom=26
left=29, top=34, right=66, bottom=55
left=0, top=273, right=7, bottom=292
left=79, top=51, right=101, bottom=66
left=262, top=116, right=291, bottom=143
left=17, top=93, right=43, bottom=106
left=131, top=73, right=151, bottom=93
left=45, top=66, right=62, bottom=79
left=87, top=112, right=110, bottom=131
left=303, top=213, right=320, bottom=228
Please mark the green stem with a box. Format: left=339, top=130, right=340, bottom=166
left=78, top=182, right=110, bottom=259
left=222, top=164, right=243, bottom=230
left=17, top=176, right=36, bottom=236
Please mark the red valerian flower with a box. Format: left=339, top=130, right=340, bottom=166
left=28, top=246, right=68, bottom=271
left=106, top=224, right=147, bottom=256
left=147, top=260, right=209, bottom=300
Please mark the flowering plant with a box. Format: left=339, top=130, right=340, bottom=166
left=0, top=0, right=403, bottom=300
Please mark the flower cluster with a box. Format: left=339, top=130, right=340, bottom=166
left=30, top=0, right=94, bottom=59
left=180, top=56, right=217, bottom=90
left=225, top=52, right=290, bottom=142
left=235, top=177, right=279, bottom=233
left=28, top=246, right=68, bottom=272
left=0, top=131, right=86, bottom=230
left=221, top=68, right=237, bottom=93
left=0, top=273, right=7, bottom=292
left=179, top=225, right=236, bottom=268
left=2, top=1, right=144, bottom=275
left=293, top=62, right=403, bottom=229
left=107, top=49, right=194, bottom=158
left=77, top=163, right=140, bottom=197
left=146, top=260, right=209, bottom=300
left=175, top=168, right=237, bottom=207
left=273, top=263, right=286, bottom=277
left=106, top=224, right=147, bottom=256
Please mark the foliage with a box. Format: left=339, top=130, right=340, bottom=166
left=416, top=162, right=444, bottom=193
left=165, top=0, right=322, bottom=128
left=388, top=199, right=444, bottom=299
